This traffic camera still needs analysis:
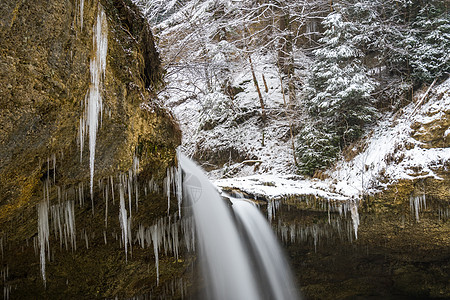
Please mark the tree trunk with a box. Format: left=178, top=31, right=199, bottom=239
left=278, top=70, right=297, bottom=165
left=262, top=73, right=269, bottom=93
left=248, top=54, right=266, bottom=122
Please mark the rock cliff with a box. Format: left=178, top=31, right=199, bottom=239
left=0, top=0, right=184, bottom=298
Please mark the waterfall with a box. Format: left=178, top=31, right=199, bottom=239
left=179, top=153, right=299, bottom=300
left=231, top=199, right=299, bottom=300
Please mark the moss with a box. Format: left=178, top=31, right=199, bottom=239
left=0, top=0, right=183, bottom=298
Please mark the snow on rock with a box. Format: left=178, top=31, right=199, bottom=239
left=327, top=77, right=450, bottom=198
left=214, top=78, right=449, bottom=201
left=215, top=175, right=348, bottom=201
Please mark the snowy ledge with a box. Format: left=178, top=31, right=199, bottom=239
left=214, top=174, right=349, bottom=201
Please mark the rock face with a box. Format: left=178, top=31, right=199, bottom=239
left=0, top=0, right=184, bottom=298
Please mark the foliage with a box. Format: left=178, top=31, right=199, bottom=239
left=406, top=3, right=450, bottom=84
left=297, top=10, right=376, bottom=175
left=296, top=124, right=340, bottom=176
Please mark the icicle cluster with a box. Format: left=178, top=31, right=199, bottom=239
left=266, top=196, right=361, bottom=246
left=275, top=215, right=356, bottom=251
left=135, top=215, right=195, bottom=285
left=79, top=4, right=108, bottom=200
left=163, top=165, right=183, bottom=216
left=50, top=200, right=76, bottom=251
left=2, top=265, right=10, bottom=300
left=32, top=146, right=186, bottom=287
left=410, top=193, right=426, bottom=221
left=267, top=199, right=280, bottom=222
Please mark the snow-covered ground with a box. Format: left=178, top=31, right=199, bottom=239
left=215, top=78, right=450, bottom=200
left=149, top=0, right=449, bottom=202
left=165, top=51, right=309, bottom=177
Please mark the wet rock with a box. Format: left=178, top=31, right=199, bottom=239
left=0, top=0, right=182, bottom=298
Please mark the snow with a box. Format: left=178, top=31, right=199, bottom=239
left=146, top=0, right=449, bottom=227
left=167, top=51, right=308, bottom=178
left=215, top=174, right=347, bottom=201
left=214, top=78, right=449, bottom=203
left=328, top=77, right=450, bottom=197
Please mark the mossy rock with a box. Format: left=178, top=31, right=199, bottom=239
left=0, top=0, right=186, bottom=298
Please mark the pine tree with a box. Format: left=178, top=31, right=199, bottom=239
left=297, top=11, right=376, bottom=175
left=296, top=124, right=340, bottom=176
left=406, top=3, right=450, bottom=84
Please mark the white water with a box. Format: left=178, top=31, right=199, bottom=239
left=80, top=4, right=108, bottom=200
left=231, top=199, right=299, bottom=300
left=179, top=153, right=296, bottom=300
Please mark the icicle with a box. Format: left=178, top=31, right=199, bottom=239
left=37, top=183, right=50, bottom=285
left=165, top=168, right=171, bottom=214
left=133, top=155, right=139, bottom=211
left=137, top=224, right=145, bottom=248
left=52, top=154, right=56, bottom=184
left=110, top=176, right=115, bottom=205
left=119, top=180, right=128, bottom=260
left=66, top=200, right=76, bottom=251
left=176, top=149, right=183, bottom=218
left=171, top=222, right=179, bottom=260
left=410, top=194, right=426, bottom=221
left=267, top=200, right=273, bottom=222
left=350, top=198, right=359, bottom=239
left=128, top=170, right=133, bottom=218
left=80, top=0, right=84, bottom=31
left=79, top=4, right=108, bottom=202
left=127, top=217, right=132, bottom=258
left=150, top=224, right=160, bottom=285
left=105, top=184, right=109, bottom=228
left=84, top=230, right=89, bottom=249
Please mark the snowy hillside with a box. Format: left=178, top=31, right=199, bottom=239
left=328, top=78, right=450, bottom=197
left=135, top=0, right=450, bottom=202
left=164, top=51, right=310, bottom=177
left=215, top=78, right=449, bottom=200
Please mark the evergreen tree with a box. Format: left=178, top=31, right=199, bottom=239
left=297, top=11, right=376, bottom=175
left=296, top=124, right=340, bottom=176
left=406, top=2, right=450, bottom=84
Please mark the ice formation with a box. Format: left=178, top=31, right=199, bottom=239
left=176, top=149, right=183, bottom=218
left=410, top=193, right=426, bottom=222
left=163, top=163, right=184, bottom=216
left=37, top=181, right=50, bottom=284
left=50, top=200, right=76, bottom=251
left=135, top=214, right=196, bottom=285
left=119, top=179, right=129, bottom=260
left=79, top=4, right=108, bottom=201
left=80, top=0, right=84, bottom=30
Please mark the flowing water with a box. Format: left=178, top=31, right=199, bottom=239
left=179, top=153, right=300, bottom=300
